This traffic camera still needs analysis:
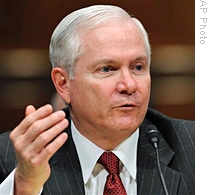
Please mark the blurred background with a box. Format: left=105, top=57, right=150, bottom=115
left=0, top=0, right=194, bottom=133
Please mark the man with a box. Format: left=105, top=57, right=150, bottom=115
left=0, top=5, right=194, bottom=195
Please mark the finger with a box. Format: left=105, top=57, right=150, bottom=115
left=23, top=110, right=66, bottom=143
left=25, top=118, right=69, bottom=155
left=31, top=132, right=68, bottom=165
left=25, top=105, right=36, bottom=116
left=24, top=104, right=53, bottom=125
left=11, top=104, right=53, bottom=137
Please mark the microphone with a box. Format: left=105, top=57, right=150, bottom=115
left=146, top=125, right=169, bottom=195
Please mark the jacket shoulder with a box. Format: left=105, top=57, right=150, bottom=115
left=145, top=108, right=195, bottom=137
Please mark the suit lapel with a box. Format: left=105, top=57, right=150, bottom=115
left=137, top=119, right=181, bottom=195
left=42, top=120, right=85, bottom=195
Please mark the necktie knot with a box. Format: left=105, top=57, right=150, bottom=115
left=98, top=152, right=119, bottom=174
left=98, top=152, right=127, bottom=195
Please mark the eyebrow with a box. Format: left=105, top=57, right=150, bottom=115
left=94, top=54, right=148, bottom=65
left=132, top=55, right=148, bottom=63
left=93, top=59, right=116, bottom=65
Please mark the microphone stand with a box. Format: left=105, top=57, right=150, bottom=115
left=147, top=127, right=169, bottom=195
left=153, top=142, right=169, bottom=195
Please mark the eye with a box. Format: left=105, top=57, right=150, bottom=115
left=100, top=66, right=113, bottom=73
left=134, top=64, right=143, bottom=71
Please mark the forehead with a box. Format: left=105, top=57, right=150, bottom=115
left=82, top=20, right=143, bottom=42
left=78, top=20, right=148, bottom=61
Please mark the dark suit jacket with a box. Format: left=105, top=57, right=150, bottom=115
left=0, top=108, right=195, bottom=195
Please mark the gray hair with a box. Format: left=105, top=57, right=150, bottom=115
left=49, top=5, right=151, bottom=79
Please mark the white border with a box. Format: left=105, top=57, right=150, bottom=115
left=195, top=0, right=209, bottom=194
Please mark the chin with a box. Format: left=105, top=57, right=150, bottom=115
left=107, top=112, right=144, bottom=132
left=113, top=120, right=140, bottom=132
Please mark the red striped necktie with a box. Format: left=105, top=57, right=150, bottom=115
left=98, top=152, right=127, bottom=195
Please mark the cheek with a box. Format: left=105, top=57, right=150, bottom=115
left=70, top=80, right=107, bottom=108
left=87, top=80, right=114, bottom=99
left=138, top=77, right=151, bottom=96
left=145, top=82, right=151, bottom=99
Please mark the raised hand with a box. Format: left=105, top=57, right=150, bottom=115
left=9, top=104, right=69, bottom=195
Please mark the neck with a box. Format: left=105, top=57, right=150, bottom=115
left=72, top=123, right=133, bottom=151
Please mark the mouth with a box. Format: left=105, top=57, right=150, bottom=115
left=116, top=103, right=138, bottom=109
left=121, top=104, right=136, bottom=107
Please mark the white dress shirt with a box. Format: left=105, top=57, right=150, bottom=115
left=0, top=121, right=139, bottom=195
left=71, top=121, right=139, bottom=195
left=0, top=169, right=15, bottom=194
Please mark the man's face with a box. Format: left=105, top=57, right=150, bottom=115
left=68, top=21, right=151, bottom=143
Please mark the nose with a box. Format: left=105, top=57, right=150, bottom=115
left=116, top=69, right=137, bottom=95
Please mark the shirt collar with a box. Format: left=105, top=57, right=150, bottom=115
left=71, top=121, right=139, bottom=183
left=112, top=129, right=139, bottom=180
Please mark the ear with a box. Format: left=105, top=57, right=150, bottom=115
left=51, top=67, right=71, bottom=104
